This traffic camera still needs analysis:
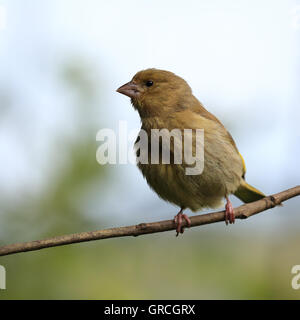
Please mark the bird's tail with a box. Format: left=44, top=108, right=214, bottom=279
left=234, top=179, right=265, bottom=203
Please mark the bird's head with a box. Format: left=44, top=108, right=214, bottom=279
left=117, top=68, right=192, bottom=118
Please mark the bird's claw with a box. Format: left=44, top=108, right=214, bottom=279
left=225, top=197, right=235, bottom=225
left=174, top=211, right=191, bottom=236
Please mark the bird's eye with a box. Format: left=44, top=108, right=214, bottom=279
left=146, top=80, right=153, bottom=87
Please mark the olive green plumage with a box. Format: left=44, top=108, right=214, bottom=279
left=117, top=68, right=265, bottom=212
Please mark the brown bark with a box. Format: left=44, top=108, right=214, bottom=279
left=0, top=186, right=299, bottom=257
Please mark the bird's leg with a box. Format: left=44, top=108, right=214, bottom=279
left=225, top=196, right=235, bottom=225
left=174, top=208, right=191, bottom=236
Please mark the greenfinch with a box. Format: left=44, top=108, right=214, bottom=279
left=117, top=69, right=265, bottom=235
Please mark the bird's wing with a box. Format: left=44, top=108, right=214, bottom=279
left=189, top=100, right=247, bottom=177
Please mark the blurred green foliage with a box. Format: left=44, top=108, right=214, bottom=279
left=1, top=231, right=300, bottom=299
left=0, top=59, right=108, bottom=240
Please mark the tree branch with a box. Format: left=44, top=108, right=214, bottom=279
left=0, top=186, right=299, bottom=257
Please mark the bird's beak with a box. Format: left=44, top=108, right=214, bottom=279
left=116, top=81, right=140, bottom=99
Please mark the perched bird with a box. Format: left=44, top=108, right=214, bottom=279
left=117, top=69, right=265, bottom=235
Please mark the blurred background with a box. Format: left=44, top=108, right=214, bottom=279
left=0, top=0, right=299, bottom=299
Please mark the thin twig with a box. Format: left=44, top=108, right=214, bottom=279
left=0, top=186, right=299, bottom=257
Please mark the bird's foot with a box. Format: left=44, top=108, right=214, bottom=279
left=174, top=209, right=191, bottom=236
left=225, top=196, right=235, bottom=225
